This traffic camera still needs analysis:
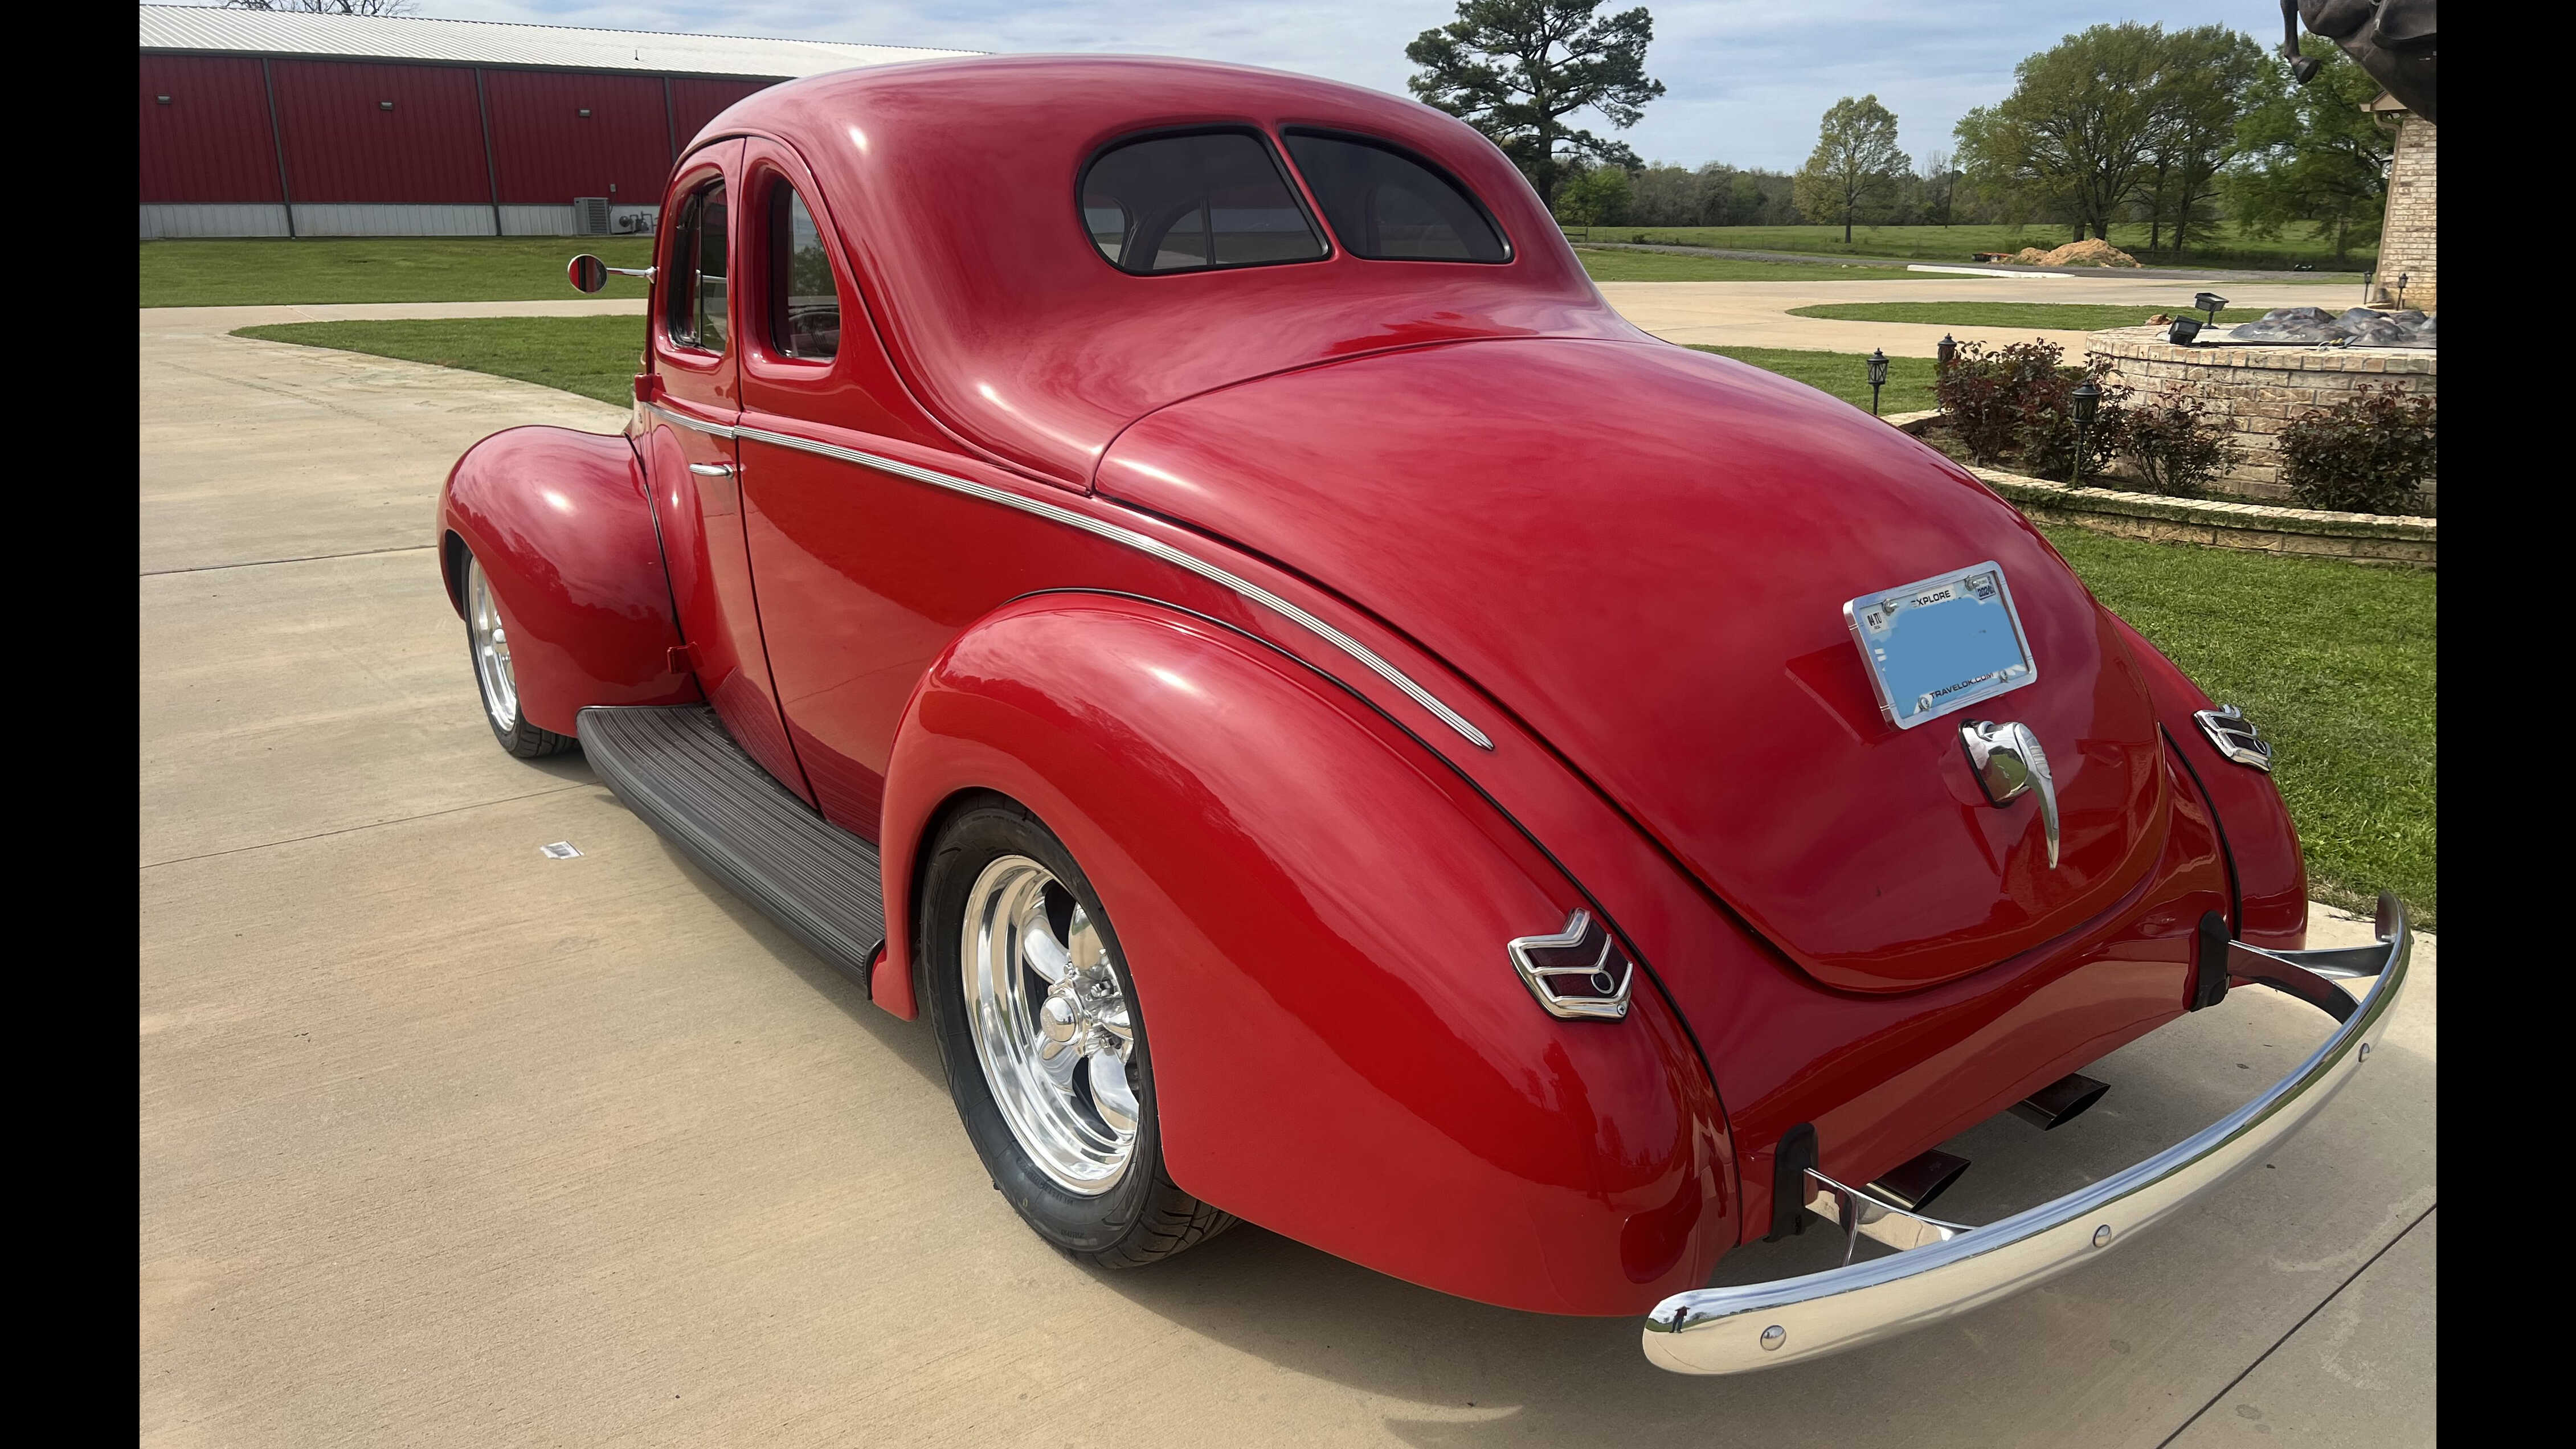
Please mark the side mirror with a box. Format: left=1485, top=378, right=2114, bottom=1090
left=568, top=254, right=609, bottom=293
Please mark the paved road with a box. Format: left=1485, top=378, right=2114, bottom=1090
left=1567, top=239, right=2369, bottom=286
left=140, top=312, right=2434, bottom=1447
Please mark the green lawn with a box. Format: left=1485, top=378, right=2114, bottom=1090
left=1559, top=221, right=2370, bottom=275
left=1686, top=345, right=1940, bottom=414
left=1573, top=247, right=1925, bottom=283
left=235, top=317, right=2432, bottom=920
left=1786, top=302, right=2279, bottom=330
left=234, top=316, right=645, bottom=406
left=2038, top=526, right=2434, bottom=924
left=141, top=237, right=657, bottom=307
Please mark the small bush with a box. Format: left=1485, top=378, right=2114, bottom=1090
left=1935, top=338, right=2124, bottom=481
left=2279, top=385, right=2438, bottom=514
left=2106, top=399, right=2244, bottom=497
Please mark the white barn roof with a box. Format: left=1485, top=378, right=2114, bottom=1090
left=136, top=4, right=979, bottom=80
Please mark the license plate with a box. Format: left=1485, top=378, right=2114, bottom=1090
left=1842, top=562, right=2038, bottom=728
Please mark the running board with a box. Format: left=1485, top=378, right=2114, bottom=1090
left=578, top=705, right=886, bottom=993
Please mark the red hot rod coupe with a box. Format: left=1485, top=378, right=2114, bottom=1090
left=437, top=56, right=2410, bottom=1373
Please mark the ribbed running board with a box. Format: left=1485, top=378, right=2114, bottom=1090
left=578, top=705, right=885, bottom=992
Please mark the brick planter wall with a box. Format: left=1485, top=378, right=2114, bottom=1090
left=1883, top=411, right=2435, bottom=568
left=2085, top=326, right=2437, bottom=513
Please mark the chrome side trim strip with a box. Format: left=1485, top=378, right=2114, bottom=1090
left=650, top=403, right=738, bottom=440
left=674, top=408, right=1492, bottom=750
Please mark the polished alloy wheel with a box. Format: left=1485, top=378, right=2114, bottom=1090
left=961, top=854, right=1141, bottom=1194
left=467, top=556, right=519, bottom=734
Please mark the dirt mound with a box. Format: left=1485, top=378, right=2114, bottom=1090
left=2038, top=238, right=2142, bottom=268
left=2013, top=247, right=2049, bottom=264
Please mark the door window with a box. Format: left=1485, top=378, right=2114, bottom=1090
left=770, top=185, right=840, bottom=361
left=667, top=183, right=730, bottom=351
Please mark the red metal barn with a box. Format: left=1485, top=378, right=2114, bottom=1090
left=137, top=5, right=973, bottom=238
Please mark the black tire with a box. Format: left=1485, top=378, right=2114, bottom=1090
left=461, top=547, right=577, bottom=760
left=919, top=796, right=1233, bottom=1267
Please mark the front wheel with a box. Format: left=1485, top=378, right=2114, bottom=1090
left=921, top=798, right=1232, bottom=1266
left=464, top=550, right=575, bottom=759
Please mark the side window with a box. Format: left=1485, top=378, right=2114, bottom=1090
left=1281, top=132, right=1509, bottom=263
left=1079, top=130, right=1327, bottom=275
left=769, top=184, right=840, bottom=361
left=666, top=182, right=729, bottom=351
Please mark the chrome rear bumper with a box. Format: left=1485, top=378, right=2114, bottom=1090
left=1642, top=894, right=2413, bottom=1375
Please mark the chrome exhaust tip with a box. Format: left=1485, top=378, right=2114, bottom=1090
left=2009, top=1072, right=2111, bottom=1131
left=1867, top=1148, right=1970, bottom=1214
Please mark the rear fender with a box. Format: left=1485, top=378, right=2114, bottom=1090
left=2105, top=611, right=2307, bottom=947
left=877, top=593, right=1736, bottom=1314
left=438, top=425, right=700, bottom=735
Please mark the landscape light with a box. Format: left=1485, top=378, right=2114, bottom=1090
left=2193, top=292, right=2227, bottom=324
left=2167, top=316, right=2203, bottom=346
left=1937, top=334, right=1957, bottom=370
left=1867, top=349, right=1889, bottom=416
left=2070, top=380, right=2102, bottom=489
left=2395, top=273, right=2410, bottom=308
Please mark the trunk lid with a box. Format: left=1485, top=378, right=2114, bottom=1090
left=1096, top=338, right=2168, bottom=992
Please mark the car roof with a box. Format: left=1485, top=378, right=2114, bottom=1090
left=696, top=55, right=1638, bottom=485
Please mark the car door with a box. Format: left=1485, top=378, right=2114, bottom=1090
left=641, top=143, right=814, bottom=803
left=731, top=141, right=968, bottom=836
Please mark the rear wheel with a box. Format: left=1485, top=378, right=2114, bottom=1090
left=921, top=798, right=1232, bottom=1266
left=464, top=550, right=576, bottom=759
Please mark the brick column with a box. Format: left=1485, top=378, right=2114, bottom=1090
left=2373, top=114, right=2436, bottom=310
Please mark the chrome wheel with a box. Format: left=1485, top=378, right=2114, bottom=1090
left=961, top=854, right=1140, bottom=1195
left=467, top=555, right=518, bottom=734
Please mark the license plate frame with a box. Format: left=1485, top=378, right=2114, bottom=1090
left=1842, top=562, right=2039, bottom=729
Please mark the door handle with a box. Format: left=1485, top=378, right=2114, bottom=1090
left=687, top=462, right=735, bottom=477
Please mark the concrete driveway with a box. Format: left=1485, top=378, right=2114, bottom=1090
left=1593, top=276, right=2367, bottom=357
left=140, top=309, right=2434, bottom=1446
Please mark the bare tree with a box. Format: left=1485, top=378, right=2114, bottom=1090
left=221, top=1, right=423, bottom=17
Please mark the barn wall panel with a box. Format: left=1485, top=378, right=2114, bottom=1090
left=486, top=70, right=670, bottom=206
left=669, top=77, right=778, bottom=152
left=140, top=204, right=291, bottom=239
left=140, top=56, right=283, bottom=203
left=272, top=59, right=490, bottom=203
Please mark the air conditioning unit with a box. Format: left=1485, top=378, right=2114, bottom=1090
left=574, top=197, right=611, bottom=236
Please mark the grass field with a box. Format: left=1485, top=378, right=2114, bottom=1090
left=234, top=315, right=2432, bottom=919
left=1558, top=221, right=2371, bottom=273
left=1573, top=248, right=1925, bottom=282
left=2037, top=526, right=2434, bottom=923
left=142, top=237, right=658, bottom=307
left=1686, top=345, right=1940, bottom=413
left=234, top=316, right=646, bottom=406
left=1788, top=302, right=2277, bottom=330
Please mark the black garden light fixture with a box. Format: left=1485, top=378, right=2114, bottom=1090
left=2395, top=273, right=2410, bottom=308
left=1867, top=348, right=1889, bottom=416
left=1936, top=334, right=1957, bottom=370
left=2167, top=315, right=2203, bottom=346
left=2193, top=291, right=2227, bottom=324
left=2069, top=379, right=2103, bottom=488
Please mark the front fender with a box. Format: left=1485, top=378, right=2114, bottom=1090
left=878, top=593, right=1736, bottom=1315
left=438, top=425, right=700, bottom=735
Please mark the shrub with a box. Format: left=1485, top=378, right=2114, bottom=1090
left=1935, top=338, right=2124, bottom=480
left=2278, top=385, right=2438, bottom=514
left=2105, top=398, right=2244, bottom=497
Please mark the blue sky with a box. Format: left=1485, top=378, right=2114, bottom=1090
left=259, top=2, right=2285, bottom=171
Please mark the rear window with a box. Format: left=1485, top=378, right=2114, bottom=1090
left=1081, top=130, right=1328, bottom=275
left=1282, top=131, right=1508, bottom=262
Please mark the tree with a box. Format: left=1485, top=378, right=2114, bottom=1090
left=1407, top=1, right=1665, bottom=208
left=1917, top=149, right=1958, bottom=227
left=1553, top=163, right=1634, bottom=228
left=2225, top=35, right=2393, bottom=265
left=1790, top=96, right=1905, bottom=243
left=220, top=0, right=422, bottom=13
left=2137, top=26, right=2265, bottom=257
left=1955, top=23, right=2168, bottom=242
